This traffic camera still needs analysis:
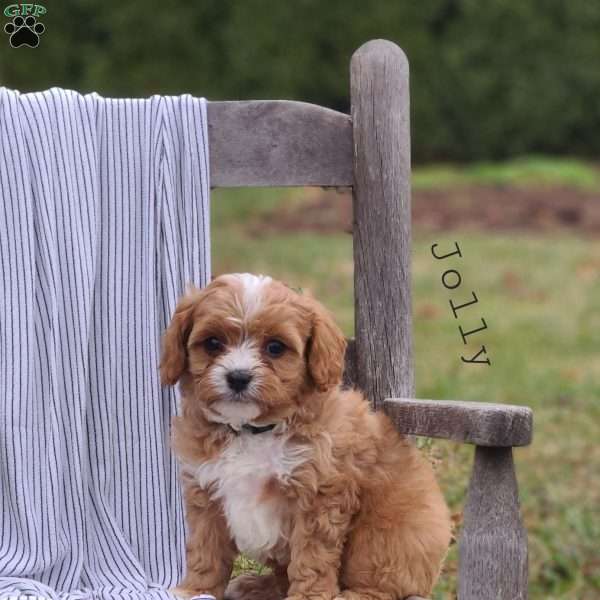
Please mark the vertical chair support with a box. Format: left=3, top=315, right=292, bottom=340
left=350, top=39, right=413, bottom=408
left=459, top=446, right=528, bottom=599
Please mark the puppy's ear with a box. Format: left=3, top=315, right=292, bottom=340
left=159, top=288, right=201, bottom=385
left=306, top=299, right=347, bottom=392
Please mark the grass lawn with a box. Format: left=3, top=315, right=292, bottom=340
left=211, top=157, right=600, bottom=599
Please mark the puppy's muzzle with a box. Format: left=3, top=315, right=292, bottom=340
left=226, top=369, right=253, bottom=393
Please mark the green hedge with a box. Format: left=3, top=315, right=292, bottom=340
left=2, top=0, right=599, bottom=161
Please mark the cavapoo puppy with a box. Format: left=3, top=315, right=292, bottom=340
left=160, top=273, right=451, bottom=600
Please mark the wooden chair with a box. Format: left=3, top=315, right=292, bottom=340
left=207, top=38, right=533, bottom=600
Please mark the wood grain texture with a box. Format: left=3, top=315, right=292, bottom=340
left=459, top=447, right=528, bottom=599
left=383, top=398, right=533, bottom=447
left=207, top=100, right=353, bottom=187
left=342, top=338, right=357, bottom=389
left=350, top=39, right=413, bottom=409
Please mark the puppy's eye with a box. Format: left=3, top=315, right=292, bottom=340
left=265, top=339, right=286, bottom=358
left=203, top=336, right=223, bottom=354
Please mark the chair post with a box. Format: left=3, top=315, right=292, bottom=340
left=350, top=39, right=413, bottom=409
left=459, top=446, right=528, bottom=599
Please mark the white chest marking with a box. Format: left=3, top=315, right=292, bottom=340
left=191, top=431, right=309, bottom=559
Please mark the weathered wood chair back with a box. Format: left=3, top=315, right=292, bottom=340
left=208, top=38, right=532, bottom=600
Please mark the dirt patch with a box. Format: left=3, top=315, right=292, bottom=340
left=251, top=186, right=600, bottom=235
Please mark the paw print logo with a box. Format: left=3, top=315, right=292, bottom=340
left=4, top=15, right=45, bottom=48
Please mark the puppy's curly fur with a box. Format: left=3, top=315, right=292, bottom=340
left=161, top=274, right=451, bottom=600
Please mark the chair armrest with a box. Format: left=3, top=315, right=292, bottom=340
left=383, top=398, right=533, bottom=447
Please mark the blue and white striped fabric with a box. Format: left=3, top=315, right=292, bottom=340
left=0, top=88, right=211, bottom=600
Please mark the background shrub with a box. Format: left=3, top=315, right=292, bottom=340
left=2, top=1, right=599, bottom=161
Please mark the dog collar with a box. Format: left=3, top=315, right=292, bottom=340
left=229, top=423, right=277, bottom=435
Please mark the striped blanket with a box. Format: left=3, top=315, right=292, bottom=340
left=0, top=88, right=211, bottom=600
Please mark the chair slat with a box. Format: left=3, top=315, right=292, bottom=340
left=208, top=100, right=353, bottom=188
left=384, top=397, right=533, bottom=447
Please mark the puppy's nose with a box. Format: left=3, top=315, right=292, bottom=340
left=226, top=369, right=253, bottom=392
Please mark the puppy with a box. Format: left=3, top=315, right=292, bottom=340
left=160, top=273, right=451, bottom=600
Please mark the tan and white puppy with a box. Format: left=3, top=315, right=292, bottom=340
left=160, top=273, right=451, bottom=600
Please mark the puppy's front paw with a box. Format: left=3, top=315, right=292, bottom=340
left=169, top=587, right=195, bottom=599
left=226, top=573, right=284, bottom=600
